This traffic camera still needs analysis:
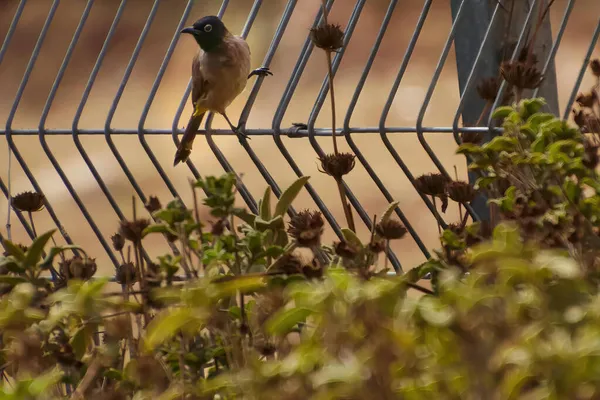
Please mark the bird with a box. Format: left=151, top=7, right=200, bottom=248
left=174, top=15, right=273, bottom=166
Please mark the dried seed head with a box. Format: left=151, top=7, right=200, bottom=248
left=415, top=173, right=449, bottom=197
left=277, top=253, right=303, bottom=275
left=573, top=109, right=587, bottom=129
left=115, top=262, right=138, bottom=284
left=375, top=219, right=408, bottom=240
left=460, top=131, right=483, bottom=145
left=118, top=218, right=150, bottom=244
left=447, top=223, right=464, bottom=235
left=318, top=152, right=356, bottom=180
left=211, top=219, right=229, bottom=236
left=590, top=59, right=600, bottom=78
left=145, top=262, right=162, bottom=288
left=576, top=91, right=598, bottom=109
left=368, top=238, right=386, bottom=254
left=11, top=191, right=45, bottom=213
left=59, top=256, right=97, bottom=281
left=583, top=138, right=600, bottom=170
left=288, top=209, right=324, bottom=247
left=145, top=196, right=162, bottom=213
left=500, top=61, right=544, bottom=90
left=334, top=240, right=360, bottom=259
left=302, top=259, right=323, bottom=280
left=476, top=76, right=501, bottom=102
left=446, top=180, right=476, bottom=203
left=111, top=233, right=125, bottom=252
left=310, top=23, right=344, bottom=52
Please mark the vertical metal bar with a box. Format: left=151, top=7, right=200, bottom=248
left=37, top=0, right=120, bottom=267
left=103, top=0, right=160, bottom=207
left=137, top=1, right=194, bottom=200
left=4, top=0, right=79, bottom=250
left=379, top=0, right=447, bottom=230
left=271, top=0, right=345, bottom=242
left=562, top=19, right=600, bottom=120
left=72, top=0, right=129, bottom=224
left=451, top=2, right=503, bottom=222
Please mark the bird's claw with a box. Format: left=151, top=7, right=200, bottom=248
left=232, top=125, right=250, bottom=142
left=248, top=67, right=273, bottom=79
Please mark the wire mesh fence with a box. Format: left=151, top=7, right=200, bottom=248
left=1, top=0, right=599, bottom=276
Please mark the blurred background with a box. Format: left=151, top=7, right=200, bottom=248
left=1, top=0, right=599, bottom=276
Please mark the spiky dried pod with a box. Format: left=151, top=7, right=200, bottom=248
left=500, top=61, right=544, bottom=90
left=446, top=180, right=477, bottom=203
left=288, top=210, right=324, bottom=248
left=415, top=173, right=449, bottom=197
left=310, top=23, right=344, bottom=52
left=118, top=218, right=150, bottom=244
left=11, top=191, right=45, bottom=213
left=318, top=152, right=356, bottom=180
left=375, top=219, right=408, bottom=240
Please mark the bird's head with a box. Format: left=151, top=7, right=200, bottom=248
left=181, top=16, right=227, bottom=52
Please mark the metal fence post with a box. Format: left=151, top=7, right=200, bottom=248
left=450, top=0, right=559, bottom=222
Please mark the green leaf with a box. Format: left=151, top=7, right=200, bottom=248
left=70, top=326, right=90, bottom=359
left=483, top=136, right=518, bottom=152
left=1, top=240, right=26, bottom=262
left=492, top=105, right=514, bottom=120
left=535, top=251, right=581, bottom=279
left=232, top=208, right=257, bottom=226
left=274, top=176, right=310, bottom=217
left=24, top=229, right=56, bottom=269
left=41, top=245, right=86, bottom=269
left=103, top=368, right=124, bottom=381
left=144, top=308, right=198, bottom=352
left=27, top=367, right=63, bottom=396
left=341, top=228, right=363, bottom=249
left=265, top=306, right=312, bottom=335
left=260, top=186, right=272, bottom=220
left=380, top=201, right=399, bottom=224
left=142, top=223, right=178, bottom=238
left=456, top=143, right=484, bottom=155
left=418, top=296, right=454, bottom=327
left=213, top=274, right=268, bottom=297
left=0, top=276, right=27, bottom=285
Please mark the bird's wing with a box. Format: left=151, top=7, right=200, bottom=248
left=191, top=53, right=206, bottom=107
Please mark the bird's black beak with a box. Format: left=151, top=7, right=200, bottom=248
left=180, top=27, right=196, bottom=35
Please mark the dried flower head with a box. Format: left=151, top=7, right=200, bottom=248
left=334, top=240, right=360, bottom=259
left=277, top=253, right=303, bottom=275
left=476, top=76, right=501, bottom=102
left=211, top=218, right=229, bottom=236
left=573, top=109, right=587, bottom=129
left=447, top=223, right=464, bottom=235
left=310, top=23, right=344, bottom=52
left=375, top=219, right=408, bottom=240
left=318, top=152, right=356, bottom=180
left=576, top=91, right=598, bottom=109
left=145, top=196, right=162, bottom=213
left=460, top=131, right=483, bottom=145
left=415, top=173, right=449, bottom=197
left=59, top=256, right=97, bottom=281
left=111, top=233, right=125, bottom=252
left=500, top=61, right=544, bottom=90
left=115, top=262, right=137, bottom=284
left=118, top=218, right=150, bottom=244
left=368, top=238, right=386, bottom=254
left=446, top=180, right=476, bottom=203
left=590, top=59, right=600, bottom=78
left=288, top=209, right=324, bottom=247
left=11, top=191, right=45, bottom=213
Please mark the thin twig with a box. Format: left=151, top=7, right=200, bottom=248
left=70, top=357, right=101, bottom=400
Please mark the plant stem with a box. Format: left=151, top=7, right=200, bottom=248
left=432, top=196, right=442, bottom=235
left=326, top=50, right=339, bottom=155
left=5, top=150, right=11, bottom=241
left=336, top=179, right=355, bottom=232
left=70, top=357, right=101, bottom=400
left=475, top=102, right=492, bottom=126
left=27, top=211, right=37, bottom=238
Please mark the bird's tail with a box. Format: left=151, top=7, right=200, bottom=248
left=174, top=109, right=206, bottom=166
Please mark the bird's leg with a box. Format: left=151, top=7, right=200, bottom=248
left=222, top=112, right=249, bottom=142
left=248, top=66, right=273, bottom=79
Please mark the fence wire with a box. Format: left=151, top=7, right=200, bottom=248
left=1, top=0, right=599, bottom=274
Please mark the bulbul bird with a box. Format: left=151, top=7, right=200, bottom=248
left=174, top=15, right=272, bottom=166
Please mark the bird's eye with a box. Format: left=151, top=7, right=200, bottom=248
left=204, top=24, right=213, bottom=33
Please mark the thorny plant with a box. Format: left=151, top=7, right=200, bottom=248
left=0, top=167, right=414, bottom=399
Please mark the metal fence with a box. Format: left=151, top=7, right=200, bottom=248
left=1, top=0, right=599, bottom=274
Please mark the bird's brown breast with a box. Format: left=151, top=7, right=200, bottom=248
left=193, top=35, right=251, bottom=114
